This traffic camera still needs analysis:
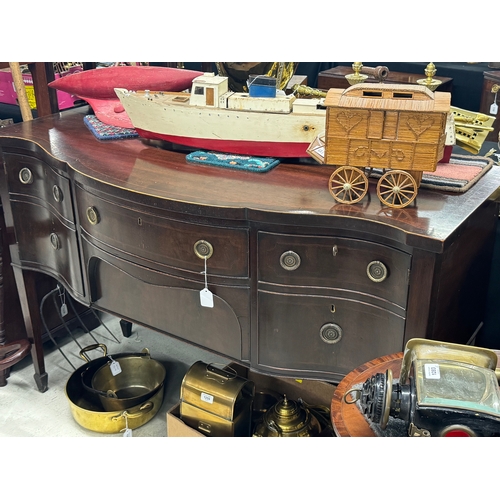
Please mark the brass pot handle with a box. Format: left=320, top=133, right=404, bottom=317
left=194, top=240, right=213, bottom=259
left=112, top=401, right=154, bottom=421
left=79, top=343, right=108, bottom=362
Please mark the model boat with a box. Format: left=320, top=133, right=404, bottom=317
left=114, top=73, right=327, bottom=157
left=49, top=65, right=203, bottom=128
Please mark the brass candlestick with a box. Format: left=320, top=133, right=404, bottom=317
left=417, top=62, right=442, bottom=91
left=345, top=62, right=368, bottom=86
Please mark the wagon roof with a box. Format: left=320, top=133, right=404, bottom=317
left=325, top=83, right=451, bottom=113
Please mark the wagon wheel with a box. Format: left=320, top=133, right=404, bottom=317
left=329, top=166, right=369, bottom=205
left=377, top=170, right=418, bottom=208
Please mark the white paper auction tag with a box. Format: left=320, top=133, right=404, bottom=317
left=424, top=363, right=440, bottom=379
left=200, top=287, right=214, bottom=308
left=109, top=357, right=122, bottom=376
left=201, top=392, right=214, bottom=404
left=200, top=256, right=214, bottom=308
left=490, top=102, right=498, bottom=115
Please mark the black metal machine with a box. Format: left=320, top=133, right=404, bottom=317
left=347, top=339, right=500, bottom=436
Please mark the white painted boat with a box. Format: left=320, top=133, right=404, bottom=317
left=114, top=73, right=327, bottom=158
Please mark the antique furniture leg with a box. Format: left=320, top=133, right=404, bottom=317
left=12, top=267, right=48, bottom=392
left=120, top=319, right=133, bottom=338
left=0, top=229, right=32, bottom=386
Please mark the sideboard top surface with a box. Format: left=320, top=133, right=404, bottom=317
left=1, top=107, right=499, bottom=251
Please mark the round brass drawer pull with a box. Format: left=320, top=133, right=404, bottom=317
left=367, top=260, right=388, bottom=282
left=49, top=232, right=60, bottom=250
left=280, top=251, right=301, bottom=271
left=194, top=240, right=213, bottom=259
left=19, top=167, right=33, bottom=185
left=86, top=206, right=100, bottom=225
left=52, top=185, right=63, bottom=202
left=320, top=323, right=343, bottom=344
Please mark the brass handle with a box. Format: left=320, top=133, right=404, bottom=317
left=319, top=323, right=343, bottom=344
left=194, top=240, right=213, bottom=259
left=86, top=206, right=100, bottom=225
left=492, top=84, right=499, bottom=94
left=52, top=185, right=63, bottom=202
left=19, top=167, right=33, bottom=184
left=280, top=251, right=301, bottom=271
left=366, top=260, right=388, bottom=282
left=49, top=232, right=60, bottom=250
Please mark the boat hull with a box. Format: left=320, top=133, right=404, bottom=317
left=116, top=89, right=326, bottom=158
left=136, top=128, right=313, bottom=157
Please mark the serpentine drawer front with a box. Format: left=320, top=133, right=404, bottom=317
left=257, top=231, right=411, bottom=308
left=75, top=184, right=249, bottom=278
left=257, top=291, right=405, bottom=381
left=5, top=153, right=75, bottom=225
left=4, top=152, right=84, bottom=297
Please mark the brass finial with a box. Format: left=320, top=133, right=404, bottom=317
left=345, top=62, right=368, bottom=86
left=417, top=62, right=442, bottom=91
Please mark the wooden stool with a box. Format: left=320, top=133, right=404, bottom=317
left=0, top=340, right=32, bottom=386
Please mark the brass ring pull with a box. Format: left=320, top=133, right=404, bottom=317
left=194, top=240, right=213, bottom=259
left=86, top=206, right=100, bottom=225
left=319, top=323, right=342, bottom=344
left=280, top=250, right=301, bottom=271
left=52, top=185, right=63, bottom=202
left=49, top=232, right=60, bottom=250
left=19, top=167, right=33, bottom=184
left=366, top=260, right=388, bottom=282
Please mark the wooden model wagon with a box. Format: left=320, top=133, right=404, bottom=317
left=322, top=83, right=451, bottom=208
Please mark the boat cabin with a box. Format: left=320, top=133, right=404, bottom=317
left=189, top=73, right=229, bottom=107
left=188, top=73, right=298, bottom=114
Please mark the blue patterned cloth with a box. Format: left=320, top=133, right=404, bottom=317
left=186, top=151, right=279, bottom=172
left=84, top=115, right=139, bottom=140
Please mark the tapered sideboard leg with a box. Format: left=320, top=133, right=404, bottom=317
left=12, top=267, right=48, bottom=392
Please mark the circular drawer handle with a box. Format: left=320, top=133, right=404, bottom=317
left=280, top=250, right=301, bottom=271
left=320, top=323, right=343, bottom=344
left=49, top=232, right=60, bottom=250
left=86, top=206, right=100, bottom=225
left=52, top=185, right=63, bottom=202
left=19, top=167, right=33, bottom=184
left=194, top=240, right=213, bottom=259
left=367, top=260, right=388, bottom=282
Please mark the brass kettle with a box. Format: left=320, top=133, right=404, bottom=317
left=253, top=395, right=321, bottom=437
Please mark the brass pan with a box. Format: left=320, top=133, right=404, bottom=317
left=80, top=344, right=166, bottom=411
left=65, top=345, right=164, bottom=433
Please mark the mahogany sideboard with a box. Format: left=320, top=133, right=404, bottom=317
left=1, top=107, right=499, bottom=392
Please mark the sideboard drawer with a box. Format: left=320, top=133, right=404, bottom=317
left=256, top=290, right=405, bottom=382
left=4, top=153, right=75, bottom=224
left=257, top=231, right=411, bottom=308
left=75, top=185, right=249, bottom=278
left=11, top=199, right=84, bottom=297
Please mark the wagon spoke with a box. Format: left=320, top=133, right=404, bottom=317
left=329, top=167, right=369, bottom=205
left=376, top=170, right=418, bottom=209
